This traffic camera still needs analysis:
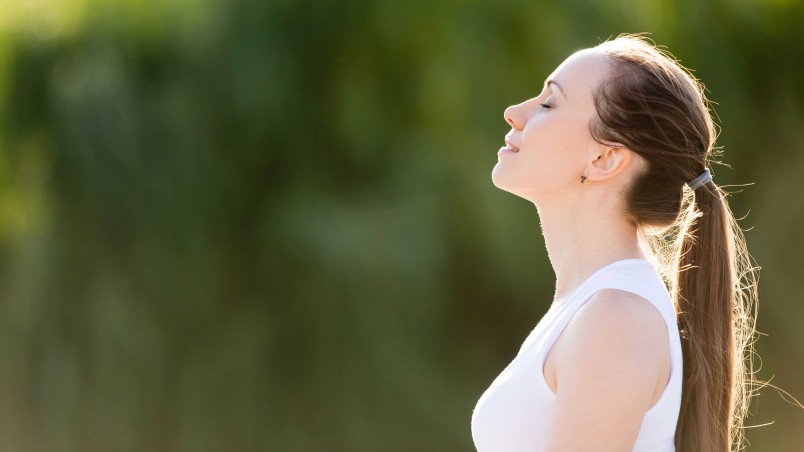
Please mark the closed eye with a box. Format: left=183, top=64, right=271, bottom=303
left=540, top=103, right=552, bottom=109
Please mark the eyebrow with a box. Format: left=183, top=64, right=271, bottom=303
left=546, top=79, right=567, bottom=100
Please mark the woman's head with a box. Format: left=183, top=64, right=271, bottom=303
left=493, top=35, right=714, bottom=231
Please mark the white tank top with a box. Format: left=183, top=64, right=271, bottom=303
left=471, top=259, right=682, bottom=452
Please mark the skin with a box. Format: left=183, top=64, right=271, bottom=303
left=492, top=48, right=672, bottom=451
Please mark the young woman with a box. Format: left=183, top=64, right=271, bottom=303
left=471, top=35, right=759, bottom=452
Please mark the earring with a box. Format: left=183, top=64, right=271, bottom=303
left=580, top=175, right=589, bottom=184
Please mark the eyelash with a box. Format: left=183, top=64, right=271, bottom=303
left=540, top=103, right=552, bottom=109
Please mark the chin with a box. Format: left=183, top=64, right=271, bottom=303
left=491, top=166, right=522, bottom=197
left=491, top=164, right=510, bottom=191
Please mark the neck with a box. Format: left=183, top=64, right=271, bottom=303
left=534, top=195, right=648, bottom=304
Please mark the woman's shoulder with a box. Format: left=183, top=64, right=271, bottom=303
left=577, top=288, right=668, bottom=335
left=554, top=288, right=669, bottom=400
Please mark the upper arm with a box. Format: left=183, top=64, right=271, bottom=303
left=543, top=289, right=668, bottom=452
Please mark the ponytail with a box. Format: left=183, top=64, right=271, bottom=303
left=673, top=181, right=759, bottom=452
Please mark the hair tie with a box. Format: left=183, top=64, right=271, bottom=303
left=687, top=168, right=712, bottom=190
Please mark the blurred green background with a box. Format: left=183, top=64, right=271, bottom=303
left=0, top=0, right=802, bottom=450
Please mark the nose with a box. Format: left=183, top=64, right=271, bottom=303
left=504, top=103, right=524, bottom=130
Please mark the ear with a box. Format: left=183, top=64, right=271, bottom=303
left=585, top=146, right=633, bottom=183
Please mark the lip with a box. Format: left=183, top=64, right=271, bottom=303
left=504, top=138, right=520, bottom=153
left=499, top=138, right=519, bottom=156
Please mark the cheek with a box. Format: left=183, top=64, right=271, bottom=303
left=522, top=113, right=590, bottom=157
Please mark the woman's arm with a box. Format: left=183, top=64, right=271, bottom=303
left=543, top=289, right=670, bottom=452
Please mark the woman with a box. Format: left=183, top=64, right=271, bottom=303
left=471, top=35, right=759, bottom=452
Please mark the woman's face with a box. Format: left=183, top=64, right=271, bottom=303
left=491, top=49, right=612, bottom=203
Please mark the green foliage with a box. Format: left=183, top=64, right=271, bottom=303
left=0, top=0, right=801, bottom=450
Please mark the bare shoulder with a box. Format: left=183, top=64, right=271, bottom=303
left=557, top=288, right=669, bottom=379
left=543, top=289, right=670, bottom=451
left=544, top=289, right=669, bottom=452
left=577, top=288, right=668, bottom=338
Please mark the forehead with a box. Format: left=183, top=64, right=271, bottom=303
left=547, top=49, right=611, bottom=103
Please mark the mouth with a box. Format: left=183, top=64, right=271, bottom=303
left=503, top=138, right=519, bottom=153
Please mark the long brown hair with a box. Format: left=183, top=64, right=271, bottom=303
left=590, top=35, right=761, bottom=451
